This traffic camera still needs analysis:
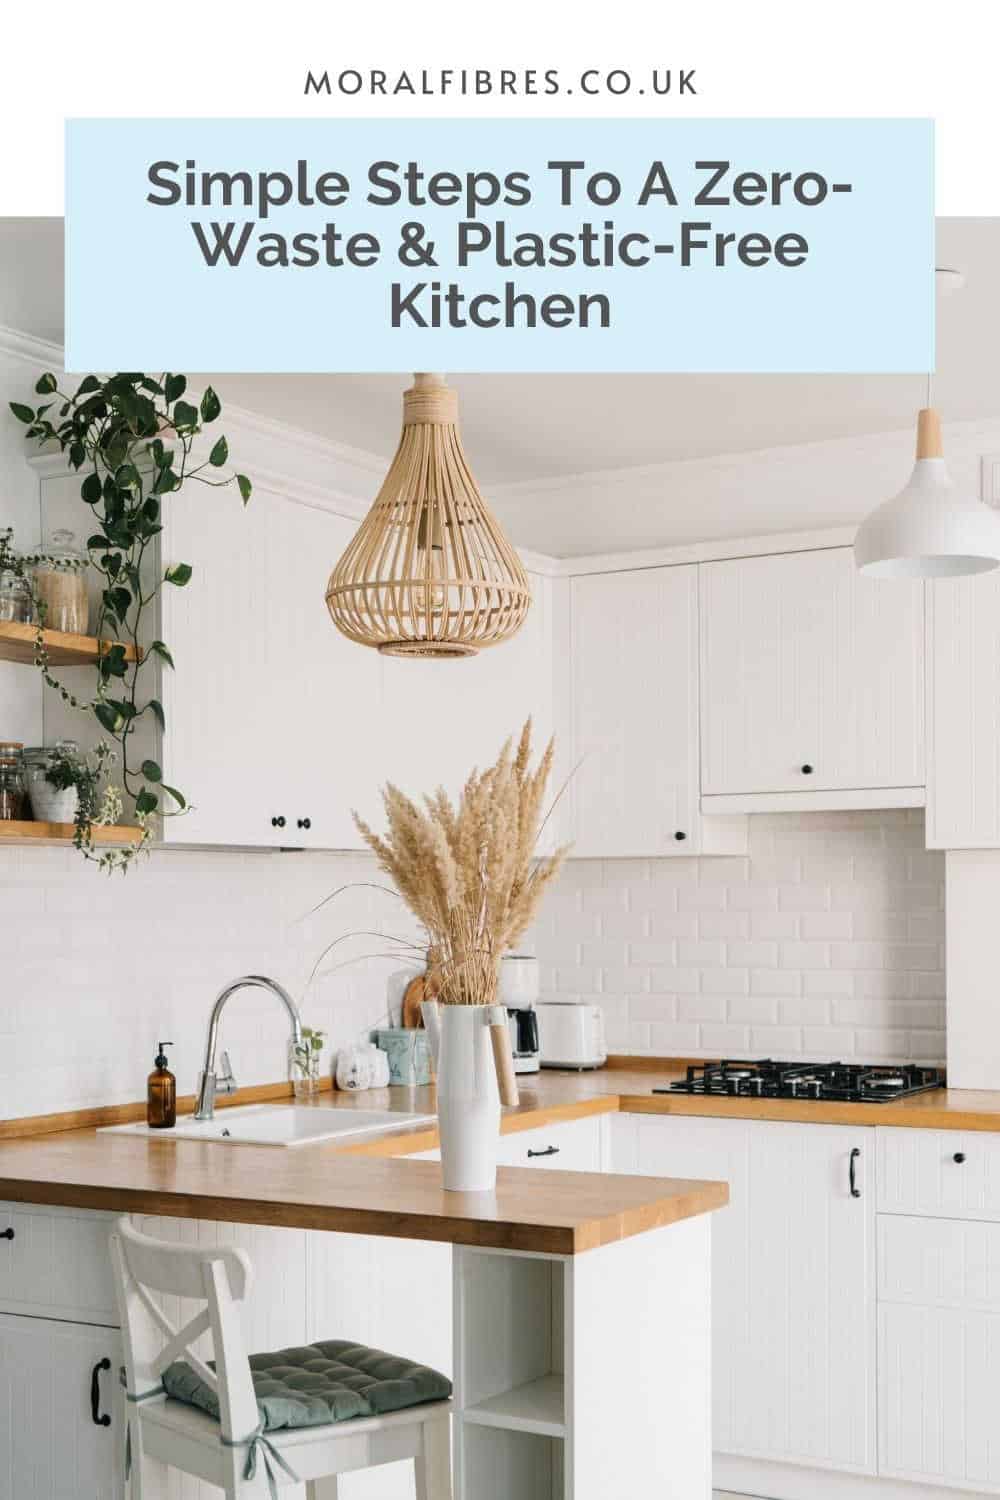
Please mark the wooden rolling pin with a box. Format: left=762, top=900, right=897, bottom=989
left=488, top=1005, right=520, bottom=1107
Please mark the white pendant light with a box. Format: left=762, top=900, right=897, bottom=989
left=855, top=270, right=1000, bottom=579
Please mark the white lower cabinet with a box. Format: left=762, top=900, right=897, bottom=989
left=617, top=1113, right=877, bottom=1476
left=0, top=1313, right=124, bottom=1500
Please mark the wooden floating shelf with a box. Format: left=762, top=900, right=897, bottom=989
left=0, top=620, right=140, bottom=667
left=0, top=820, right=142, bottom=847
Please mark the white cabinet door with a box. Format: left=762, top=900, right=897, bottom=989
left=570, top=565, right=701, bottom=856
left=379, top=571, right=553, bottom=817
left=927, top=571, right=1000, bottom=847
left=625, top=1114, right=877, bottom=1475
left=878, top=1213, right=1000, bottom=1492
left=700, top=548, right=925, bottom=797
left=0, top=1314, right=124, bottom=1500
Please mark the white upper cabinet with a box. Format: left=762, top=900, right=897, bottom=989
left=570, top=566, right=699, bottom=856
left=927, top=571, right=1000, bottom=848
left=700, top=548, right=925, bottom=802
left=568, top=565, right=745, bottom=856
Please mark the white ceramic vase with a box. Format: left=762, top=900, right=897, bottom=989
left=422, top=999, right=500, bottom=1191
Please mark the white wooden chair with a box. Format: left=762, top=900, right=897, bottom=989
left=109, top=1216, right=452, bottom=1499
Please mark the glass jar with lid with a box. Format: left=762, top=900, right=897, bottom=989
left=31, top=529, right=90, bottom=634
left=0, top=742, right=26, bottom=821
left=0, top=529, right=32, bottom=625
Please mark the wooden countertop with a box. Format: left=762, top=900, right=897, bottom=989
left=3, top=1059, right=1000, bottom=1253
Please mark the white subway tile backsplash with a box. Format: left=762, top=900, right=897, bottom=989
left=533, top=811, right=945, bottom=1065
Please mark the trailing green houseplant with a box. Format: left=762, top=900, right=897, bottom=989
left=9, top=371, right=252, bottom=871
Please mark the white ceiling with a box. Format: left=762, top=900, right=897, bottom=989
left=2, top=217, right=999, bottom=555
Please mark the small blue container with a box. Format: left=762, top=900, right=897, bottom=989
left=373, top=1028, right=434, bottom=1087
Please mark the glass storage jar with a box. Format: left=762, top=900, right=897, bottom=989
left=0, top=743, right=26, bottom=821
left=31, top=530, right=90, bottom=634
left=0, top=529, right=31, bottom=625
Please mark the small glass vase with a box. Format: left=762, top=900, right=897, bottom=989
left=290, top=1040, right=324, bottom=1100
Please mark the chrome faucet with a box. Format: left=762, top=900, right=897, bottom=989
left=193, top=975, right=303, bottom=1121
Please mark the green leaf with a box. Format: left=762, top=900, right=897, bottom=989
left=146, top=698, right=166, bottom=730
left=172, top=400, right=199, bottom=431
left=135, top=788, right=159, bottom=815
left=108, top=586, right=132, bottom=619
left=81, top=471, right=102, bottom=504
left=208, top=435, right=228, bottom=467
left=236, top=473, right=252, bottom=504
left=148, top=640, right=175, bottom=668
left=164, top=374, right=186, bottom=403
left=161, top=784, right=186, bottom=809
left=101, top=643, right=128, bottom=678
left=34, top=374, right=58, bottom=395
left=9, top=402, right=35, bottom=424
left=69, top=442, right=86, bottom=469
left=141, top=759, right=162, bottom=783
left=76, top=375, right=101, bottom=395
left=94, top=701, right=126, bottom=735
left=152, top=466, right=178, bottom=496
left=164, top=562, right=192, bottom=587
left=200, top=386, right=221, bottom=423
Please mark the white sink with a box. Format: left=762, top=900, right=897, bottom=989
left=100, top=1104, right=436, bottom=1148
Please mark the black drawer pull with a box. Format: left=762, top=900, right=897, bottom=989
left=527, top=1145, right=560, bottom=1159
left=297, top=817, right=311, bottom=830
left=0, top=1227, right=13, bottom=1241
left=271, top=815, right=286, bottom=829
left=90, top=1357, right=112, bottom=1427
left=953, top=1151, right=967, bottom=1164
left=674, top=831, right=686, bottom=841
left=801, top=764, right=814, bottom=775
left=849, top=1147, right=861, bottom=1198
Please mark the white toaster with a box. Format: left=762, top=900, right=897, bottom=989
left=536, top=1001, right=607, bottom=1070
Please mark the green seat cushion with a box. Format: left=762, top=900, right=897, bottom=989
left=162, top=1339, right=451, bottom=1432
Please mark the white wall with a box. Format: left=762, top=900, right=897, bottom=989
left=531, top=811, right=946, bottom=1063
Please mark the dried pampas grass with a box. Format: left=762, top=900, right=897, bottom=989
left=354, top=720, right=569, bottom=1006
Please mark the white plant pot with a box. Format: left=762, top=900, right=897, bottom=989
left=27, top=780, right=78, bottom=824
left=422, top=1000, right=500, bottom=1192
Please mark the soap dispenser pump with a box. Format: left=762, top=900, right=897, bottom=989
left=147, top=1042, right=176, bottom=1129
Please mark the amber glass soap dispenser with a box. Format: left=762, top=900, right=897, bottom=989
left=147, top=1042, right=176, bottom=1128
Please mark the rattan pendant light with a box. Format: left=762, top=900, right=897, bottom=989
left=325, top=373, right=531, bottom=657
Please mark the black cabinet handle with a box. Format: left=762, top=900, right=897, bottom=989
left=849, top=1147, right=861, bottom=1198
left=674, top=831, right=686, bottom=841
left=0, top=1227, right=13, bottom=1241
left=801, top=764, right=814, bottom=775
left=527, top=1145, right=560, bottom=1159
left=954, top=1151, right=967, bottom=1164
left=297, top=817, right=311, bottom=830
left=271, top=816, right=286, bottom=829
left=90, top=1357, right=112, bottom=1427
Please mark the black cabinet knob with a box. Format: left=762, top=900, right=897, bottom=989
left=674, top=831, right=686, bottom=841
left=271, top=816, right=286, bottom=829
left=801, top=764, right=814, bottom=775
left=0, top=1227, right=13, bottom=1240
left=297, top=817, right=312, bottom=830
left=953, top=1151, right=967, bottom=1164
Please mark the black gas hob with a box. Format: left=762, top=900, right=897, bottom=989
left=655, top=1059, right=944, bottom=1103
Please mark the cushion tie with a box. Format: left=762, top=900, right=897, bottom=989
left=222, top=1423, right=300, bottom=1498
left=119, top=1369, right=165, bottom=1478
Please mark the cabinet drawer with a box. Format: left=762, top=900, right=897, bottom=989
left=877, top=1128, right=1000, bottom=1221
left=879, top=1213, right=1000, bottom=1311
left=0, top=1201, right=117, bottom=1324
left=497, top=1117, right=604, bottom=1172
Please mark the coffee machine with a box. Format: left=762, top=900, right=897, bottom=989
left=499, top=954, right=541, bottom=1074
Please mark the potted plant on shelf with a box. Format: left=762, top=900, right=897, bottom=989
left=290, top=1025, right=327, bottom=1100
left=354, top=720, right=569, bottom=1191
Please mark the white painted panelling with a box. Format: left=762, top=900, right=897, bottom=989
left=927, top=572, right=1000, bottom=848
left=0, top=1200, right=116, bottom=1323
left=878, top=1300, right=1000, bottom=1492
left=877, top=1128, right=1000, bottom=1221
left=700, top=549, right=925, bottom=798
left=0, top=1314, right=123, bottom=1500
left=569, top=565, right=700, bottom=857
left=625, top=1116, right=876, bottom=1475
left=529, top=810, right=945, bottom=1062
left=944, top=850, right=1000, bottom=1090
left=879, top=1214, right=1000, bottom=1311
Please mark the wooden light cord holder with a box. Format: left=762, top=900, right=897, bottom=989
left=325, top=373, right=532, bottom=657
left=915, top=407, right=944, bottom=460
